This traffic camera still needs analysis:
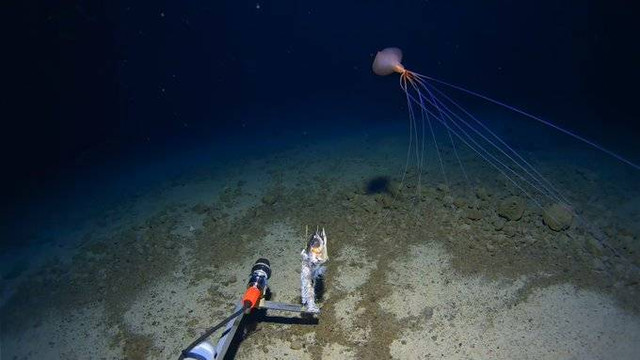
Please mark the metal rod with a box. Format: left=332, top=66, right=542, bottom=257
left=213, top=302, right=245, bottom=359
left=260, top=300, right=319, bottom=314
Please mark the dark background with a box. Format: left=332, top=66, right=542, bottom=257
left=3, top=0, right=639, bottom=203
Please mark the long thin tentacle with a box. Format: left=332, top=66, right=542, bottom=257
left=406, top=75, right=448, bottom=187
left=412, top=75, right=570, bottom=206
left=404, top=82, right=554, bottom=207
left=414, top=74, right=471, bottom=189
left=399, top=74, right=415, bottom=190
left=420, top=77, right=569, bottom=204
left=415, top=73, right=640, bottom=170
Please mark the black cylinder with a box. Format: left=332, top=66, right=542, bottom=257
left=251, top=258, right=271, bottom=279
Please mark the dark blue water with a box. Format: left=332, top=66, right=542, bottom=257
left=4, top=0, right=638, bottom=245
left=4, top=0, right=639, bottom=199
left=2, top=2, right=639, bottom=358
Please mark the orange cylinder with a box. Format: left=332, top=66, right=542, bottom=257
left=242, top=286, right=262, bottom=309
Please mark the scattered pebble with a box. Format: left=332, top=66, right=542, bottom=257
left=466, top=209, right=483, bottom=221
left=453, top=198, right=467, bottom=208
left=543, top=203, right=573, bottom=231
left=476, top=187, right=490, bottom=201
left=191, top=203, right=210, bottom=214
left=261, top=194, right=278, bottom=205
left=497, top=196, right=525, bottom=221
left=422, top=306, right=434, bottom=320
left=436, top=184, right=450, bottom=193
left=585, top=237, right=604, bottom=257
left=503, top=225, right=517, bottom=238
left=290, top=340, right=303, bottom=350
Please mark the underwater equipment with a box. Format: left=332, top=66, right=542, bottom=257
left=179, top=257, right=321, bottom=360
left=243, top=258, right=271, bottom=310
left=300, top=228, right=328, bottom=313
left=373, top=47, right=640, bottom=170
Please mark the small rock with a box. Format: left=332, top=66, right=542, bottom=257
left=261, top=194, right=278, bottom=205
left=191, top=203, right=210, bottom=214
left=585, top=237, right=604, bottom=257
left=497, top=196, right=525, bottom=221
left=436, top=184, right=450, bottom=193
left=253, top=207, right=262, bottom=217
left=290, top=340, right=303, bottom=350
left=466, top=209, right=483, bottom=221
left=624, top=267, right=640, bottom=287
left=486, top=242, right=496, bottom=252
left=422, top=306, right=434, bottom=320
left=388, top=180, right=403, bottom=198
left=543, top=203, right=573, bottom=231
left=503, top=224, right=517, bottom=238
left=493, top=218, right=505, bottom=231
left=453, top=198, right=467, bottom=208
left=376, top=194, right=393, bottom=209
left=619, top=234, right=636, bottom=256
left=443, top=195, right=454, bottom=205
left=476, top=187, right=490, bottom=201
left=591, top=257, right=606, bottom=272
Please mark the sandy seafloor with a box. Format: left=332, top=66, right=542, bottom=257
left=1, top=121, right=640, bottom=360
